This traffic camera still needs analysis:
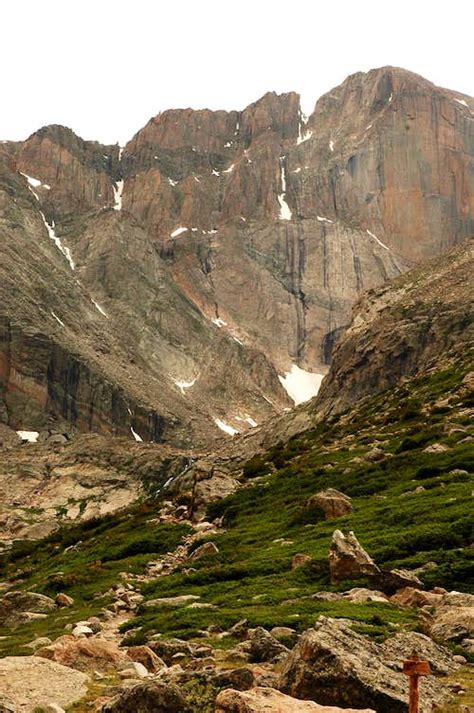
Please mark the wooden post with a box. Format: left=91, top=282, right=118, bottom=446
left=403, top=654, right=431, bottom=713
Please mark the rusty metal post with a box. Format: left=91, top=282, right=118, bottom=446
left=403, top=653, right=431, bottom=713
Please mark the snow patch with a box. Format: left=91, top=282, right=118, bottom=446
left=388, top=93, right=393, bottom=103
left=329, top=140, right=334, bottom=152
left=20, top=172, right=42, bottom=188
left=212, top=169, right=221, bottom=177
left=51, top=311, right=65, bottom=327
left=168, top=178, right=178, bottom=186
left=17, top=430, right=39, bottom=443
left=366, top=229, right=390, bottom=251
left=173, top=377, right=197, bottom=395
left=293, top=167, right=301, bottom=174
left=455, top=98, right=468, bottom=107
left=118, top=146, right=124, bottom=161
left=235, top=414, right=258, bottom=428
left=212, top=317, right=227, bottom=327
left=43, top=216, right=75, bottom=270
left=223, top=163, right=235, bottom=174
left=131, top=426, right=143, bottom=442
left=224, top=141, right=232, bottom=147
left=194, top=176, right=201, bottom=183
left=277, top=158, right=292, bottom=221
left=297, top=126, right=313, bottom=145
left=170, top=226, right=188, bottom=238
left=278, top=365, right=324, bottom=406
left=317, top=215, right=333, bottom=224
left=215, top=419, right=239, bottom=436
left=91, top=298, right=108, bottom=316
left=113, top=180, right=124, bottom=211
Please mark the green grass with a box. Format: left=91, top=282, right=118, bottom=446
left=1, top=356, right=472, bottom=656
left=0, top=504, right=190, bottom=654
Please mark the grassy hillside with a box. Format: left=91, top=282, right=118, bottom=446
left=0, top=350, right=472, bottom=658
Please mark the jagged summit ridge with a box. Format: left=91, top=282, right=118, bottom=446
left=0, top=66, right=472, bottom=444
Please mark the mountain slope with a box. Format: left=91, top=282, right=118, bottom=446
left=0, top=66, right=472, bottom=445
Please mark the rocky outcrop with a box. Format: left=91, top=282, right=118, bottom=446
left=0, top=656, right=89, bottom=711
left=279, top=617, right=452, bottom=712
left=328, top=530, right=422, bottom=593
left=215, top=687, right=376, bottom=712
left=315, top=237, right=474, bottom=417
left=328, top=530, right=380, bottom=583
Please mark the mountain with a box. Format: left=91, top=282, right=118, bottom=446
left=0, top=66, right=473, bottom=448
left=0, top=232, right=472, bottom=712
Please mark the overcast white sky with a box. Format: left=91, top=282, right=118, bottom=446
left=2, top=0, right=472, bottom=146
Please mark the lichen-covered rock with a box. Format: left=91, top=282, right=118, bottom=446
left=35, top=635, right=129, bottom=672
left=0, top=591, right=56, bottom=627
left=235, top=627, right=289, bottom=663
left=279, top=617, right=451, bottom=713
left=101, top=681, right=188, bottom=712
left=215, top=686, right=376, bottom=712
left=0, top=656, right=89, bottom=711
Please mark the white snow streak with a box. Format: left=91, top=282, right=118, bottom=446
left=212, top=317, right=227, bottom=327
left=43, top=217, right=75, bottom=270
left=236, top=415, right=258, bottom=428
left=215, top=419, right=239, bottom=436
left=223, top=163, right=235, bottom=174
left=91, top=298, right=108, bottom=317
left=366, top=229, right=390, bottom=251
left=20, top=172, right=42, bottom=188
left=212, top=169, right=221, bottom=176
left=455, top=98, right=468, bottom=107
left=317, top=216, right=333, bottom=224
left=131, top=426, right=143, bottom=442
left=20, top=173, right=76, bottom=270
left=173, top=377, right=197, bottom=395
left=293, top=167, right=301, bottom=174
left=168, top=178, right=178, bottom=186
left=17, top=430, right=39, bottom=443
left=170, top=226, right=188, bottom=238
left=277, top=158, right=292, bottom=221
left=118, top=146, right=124, bottom=160
left=113, top=180, right=124, bottom=211
left=329, top=140, right=335, bottom=152
left=51, top=311, right=65, bottom=327
left=278, top=365, right=324, bottom=406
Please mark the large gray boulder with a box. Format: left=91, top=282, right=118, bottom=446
left=102, top=681, right=188, bottom=712
left=279, top=617, right=452, bottom=713
left=0, top=591, right=56, bottom=627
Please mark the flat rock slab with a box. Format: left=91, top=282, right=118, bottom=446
left=0, top=656, right=89, bottom=711
left=215, top=686, right=376, bottom=712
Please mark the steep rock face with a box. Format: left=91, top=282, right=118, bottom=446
left=315, top=237, right=474, bottom=417
left=117, top=67, right=472, bottom=370
left=1, top=66, right=473, bottom=441
left=0, top=157, right=288, bottom=446
left=15, top=125, right=120, bottom=219
left=301, top=68, right=474, bottom=261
